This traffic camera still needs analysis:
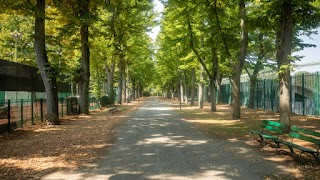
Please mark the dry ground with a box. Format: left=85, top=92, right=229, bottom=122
left=167, top=98, right=320, bottom=180
left=0, top=99, right=143, bottom=179
left=1, top=97, right=319, bottom=179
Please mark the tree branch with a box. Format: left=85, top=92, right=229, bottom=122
left=187, top=16, right=212, bottom=79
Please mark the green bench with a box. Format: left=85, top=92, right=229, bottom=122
left=275, top=126, right=320, bottom=163
left=250, top=120, right=287, bottom=146
left=108, top=107, right=118, bottom=113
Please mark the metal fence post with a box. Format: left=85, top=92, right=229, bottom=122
left=20, top=99, right=23, bottom=128
left=40, top=98, right=43, bottom=122
left=7, top=100, right=11, bottom=133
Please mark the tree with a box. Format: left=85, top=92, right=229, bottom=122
left=34, top=0, right=59, bottom=124
left=0, top=0, right=60, bottom=125
left=260, top=0, right=320, bottom=125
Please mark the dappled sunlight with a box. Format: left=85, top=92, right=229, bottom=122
left=0, top=156, right=77, bottom=171
left=140, top=107, right=172, bottom=111
left=111, top=115, right=129, bottom=118
left=276, top=165, right=304, bottom=179
left=146, top=170, right=230, bottom=180
left=33, top=127, right=62, bottom=132
left=265, top=156, right=290, bottom=163
left=136, top=136, right=208, bottom=147
left=183, top=119, right=241, bottom=126
left=72, top=143, right=110, bottom=150
left=77, top=115, right=93, bottom=119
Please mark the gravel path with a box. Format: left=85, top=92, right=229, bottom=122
left=43, top=98, right=292, bottom=180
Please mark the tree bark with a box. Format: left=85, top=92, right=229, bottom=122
left=180, top=76, right=184, bottom=104
left=118, top=59, right=123, bottom=104
left=34, top=0, right=59, bottom=125
left=190, top=69, right=195, bottom=106
left=276, top=0, right=293, bottom=126
left=247, top=33, right=264, bottom=108
left=106, top=61, right=115, bottom=105
left=217, top=74, right=222, bottom=104
left=172, top=83, right=175, bottom=100
left=78, top=0, right=90, bottom=114
left=231, top=0, right=248, bottom=119
left=132, top=80, right=136, bottom=100
left=210, top=46, right=218, bottom=111
left=122, top=64, right=126, bottom=103
left=184, top=72, right=188, bottom=104
left=198, top=66, right=204, bottom=109
left=187, top=17, right=217, bottom=111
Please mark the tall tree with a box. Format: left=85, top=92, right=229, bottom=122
left=78, top=0, right=90, bottom=114
left=53, top=0, right=103, bottom=114
left=0, top=0, right=60, bottom=124
left=34, top=0, right=59, bottom=124
left=265, top=0, right=320, bottom=125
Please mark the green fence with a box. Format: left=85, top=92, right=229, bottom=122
left=0, top=95, right=101, bottom=133
left=220, top=72, right=320, bottom=116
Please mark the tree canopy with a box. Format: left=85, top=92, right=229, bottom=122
left=0, top=0, right=320, bottom=125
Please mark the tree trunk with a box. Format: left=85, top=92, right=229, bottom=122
left=190, top=69, right=195, bottom=106
left=122, top=65, right=126, bottom=103
left=209, top=79, right=216, bottom=111
left=78, top=0, right=90, bottom=114
left=248, top=78, right=257, bottom=108
left=217, top=75, right=222, bottom=104
left=198, top=67, right=204, bottom=109
left=132, top=80, right=136, bottom=100
left=106, top=61, right=115, bottom=105
left=231, top=0, right=248, bottom=119
left=34, top=0, right=59, bottom=125
left=180, top=76, right=184, bottom=104
left=276, top=0, right=293, bottom=126
left=118, top=59, right=123, bottom=104
left=248, top=33, right=264, bottom=108
left=172, top=83, right=175, bottom=100
left=184, top=72, right=188, bottom=104
left=78, top=23, right=90, bottom=114
left=210, top=46, right=218, bottom=111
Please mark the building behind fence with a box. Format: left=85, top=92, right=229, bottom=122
left=220, top=71, right=320, bottom=116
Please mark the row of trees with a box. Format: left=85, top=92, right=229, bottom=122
left=0, top=0, right=156, bottom=125
left=155, top=0, right=320, bottom=125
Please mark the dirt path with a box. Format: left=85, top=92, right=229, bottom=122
left=43, top=97, right=294, bottom=180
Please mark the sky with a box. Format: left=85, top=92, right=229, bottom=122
left=148, top=1, right=320, bottom=72
left=294, top=30, right=320, bottom=63
left=147, top=0, right=164, bottom=41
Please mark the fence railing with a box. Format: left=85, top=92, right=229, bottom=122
left=220, top=71, right=320, bottom=116
left=0, top=97, right=101, bottom=133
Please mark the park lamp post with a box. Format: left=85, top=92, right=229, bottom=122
left=177, top=69, right=183, bottom=110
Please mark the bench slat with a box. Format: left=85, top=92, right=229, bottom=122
left=291, top=126, right=320, bottom=137
left=289, top=132, right=320, bottom=145
left=263, top=125, right=285, bottom=134
left=263, top=120, right=286, bottom=128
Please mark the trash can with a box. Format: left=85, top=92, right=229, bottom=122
left=67, top=97, right=79, bottom=115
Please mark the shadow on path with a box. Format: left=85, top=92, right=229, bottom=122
left=42, top=97, right=293, bottom=180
